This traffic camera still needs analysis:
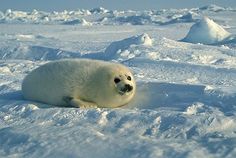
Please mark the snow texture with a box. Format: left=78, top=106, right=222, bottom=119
left=0, top=4, right=236, bottom=158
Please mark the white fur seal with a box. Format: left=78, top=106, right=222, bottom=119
left=22, top=59, right=136, bottom=108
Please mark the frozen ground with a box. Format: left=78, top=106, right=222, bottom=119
left=0, top=5, right=236, bottom=158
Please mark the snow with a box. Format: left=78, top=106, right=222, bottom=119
left=104, top=33, right=152, bottom=59
left=0, top=5, right=236, bottom=158
left=182, top=17, right=232, bottom=44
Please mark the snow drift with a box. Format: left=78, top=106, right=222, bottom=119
left=104, top=33, right=152, bottom=59
left=182, top=17, right=232, bottom=44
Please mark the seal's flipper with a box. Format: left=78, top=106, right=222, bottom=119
left=63, top=96, right=98, bottom=108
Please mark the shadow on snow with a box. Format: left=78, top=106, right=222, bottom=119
left=0, top=82, right=235, bottom=113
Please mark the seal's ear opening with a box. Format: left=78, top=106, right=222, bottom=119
left=114, top=78, right=121, bottom=84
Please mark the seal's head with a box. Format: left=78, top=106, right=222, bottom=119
left=94, top=63, right=136, bottom=108
left=113, top=72, right=134, bottom=96
left=110, top=64, right=136, bottom=107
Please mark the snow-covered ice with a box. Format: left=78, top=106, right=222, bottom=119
left=0, top=5, right=236, bottom=158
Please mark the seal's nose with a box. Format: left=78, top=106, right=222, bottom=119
left=125, top=84, right=133, bottom=92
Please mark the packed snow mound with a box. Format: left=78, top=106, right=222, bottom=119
left=104, top=33, right=152, bottom=59
left=182, top=17, right=231, bottom=44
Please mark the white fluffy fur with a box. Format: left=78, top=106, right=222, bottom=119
left=22, top=59, right=136, bottom=108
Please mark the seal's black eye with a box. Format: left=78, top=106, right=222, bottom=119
left=127, top=76, right=131, bottom=81
left=114, top=78, right=121, bottom=84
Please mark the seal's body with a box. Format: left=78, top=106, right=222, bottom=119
left=22, top=59, right=136, bottom=108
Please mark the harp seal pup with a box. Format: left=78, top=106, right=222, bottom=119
left=22, top=59, right=136, bottom=108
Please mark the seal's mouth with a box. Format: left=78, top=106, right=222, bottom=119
left=118, top=84, right=133, bottom=95
left=118, top=90, right=126, bottom=95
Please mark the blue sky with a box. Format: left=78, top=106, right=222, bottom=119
left=1, top=0, right=236, bottom=11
